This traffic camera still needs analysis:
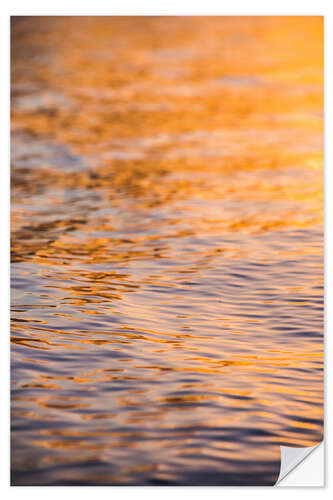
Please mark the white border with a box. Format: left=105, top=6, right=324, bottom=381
left=0, top=1, right=330, bottom=15
left=1, top=1, right=331, bottom=498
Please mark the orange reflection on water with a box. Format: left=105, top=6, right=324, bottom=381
left=11, top=16, right=323, bottom=486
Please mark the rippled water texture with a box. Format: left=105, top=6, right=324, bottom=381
left=11, top=16, right=324, bottom=486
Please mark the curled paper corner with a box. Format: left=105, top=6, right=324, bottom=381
left=275, top=441, right=323, bottom=486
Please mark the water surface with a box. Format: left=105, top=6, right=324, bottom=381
left=11, top=16, right=323, bottom=486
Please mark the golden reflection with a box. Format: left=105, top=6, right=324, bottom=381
left=11, top=16, right=323, bottom=486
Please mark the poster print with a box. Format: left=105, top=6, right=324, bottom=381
left=11, top=16, right=324, bottom=486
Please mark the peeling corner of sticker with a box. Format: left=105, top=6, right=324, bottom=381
left=275, top=442, right=323, bottom=486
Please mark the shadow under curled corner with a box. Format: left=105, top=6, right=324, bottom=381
left=275, top=442, right=324, bottom=486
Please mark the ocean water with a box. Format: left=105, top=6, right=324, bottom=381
left=11, top=16, right=323, bottom=485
